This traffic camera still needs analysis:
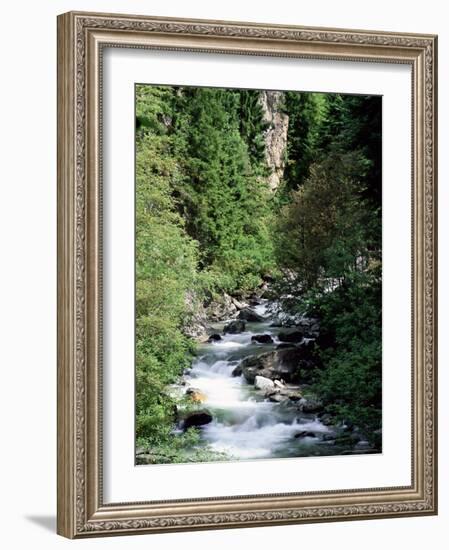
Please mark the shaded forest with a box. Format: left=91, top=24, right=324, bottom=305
left=135, top=85, right=382, bottom=463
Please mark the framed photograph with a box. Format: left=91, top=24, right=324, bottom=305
left=57, top=11, right=438, bottom=538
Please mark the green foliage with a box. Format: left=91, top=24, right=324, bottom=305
left=135, top=85, right=216, bottom=462
left=239, top=90, right=269, bottom=168
left=315, top=93, right=382, bottom=213
left=171, top=87, right=275, bottom=290
left=135, top=84, right=383, bottom=458
left=135, top=84, right=276, bottom=461
left=275, top=92, right=382, bottom=437
left=283, top=91, right=329, bottom=191
left=281, top=92, right=381, bottom=210
left=307, top=270, right=382, bottom=433
left=276, top=149, right=372, bottom=290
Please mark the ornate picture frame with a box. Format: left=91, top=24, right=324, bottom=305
left=57, top=11, right=438, bottom=538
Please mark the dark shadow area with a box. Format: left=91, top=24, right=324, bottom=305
left=25, top=515, right=56, bottom=533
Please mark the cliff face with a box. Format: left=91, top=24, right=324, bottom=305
left=259, top=91, right=289, bottom=191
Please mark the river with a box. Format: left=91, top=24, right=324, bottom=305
left=182, top=300, right=343, bottom=461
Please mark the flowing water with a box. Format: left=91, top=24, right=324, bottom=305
left=183, top=300, right=339, bottom=461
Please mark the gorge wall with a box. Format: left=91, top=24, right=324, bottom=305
left=259, top=91, right=289, bottom=191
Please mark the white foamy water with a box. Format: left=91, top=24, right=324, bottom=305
left=210, top=340, right=246, bottom=349
left=253, top=301, right=269, bottom=317
left=183, top=300, right=330, bottom=460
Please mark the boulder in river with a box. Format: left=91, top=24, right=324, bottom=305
left=297, top=318, right=320, bottom=337
left=207, top=333, right=222, bottom=342
left=206, top=293, right=237, bottom=321
left=276, top=342, right=297, bottom=350
left=254, top=375, right=275, bottom=392
left=276, top=338, right=316, bottom=356
left=240, top=348, right=314, bottom=384
left=185, top=387, right=207, bottom=403
left=294, top=431, right=318, bottom=439
left=298, top=396, right=324, bottom=413
left=268, top=393, right=289, bottom=403
left=238, top=308, right=265, bottom=322
left=278, top=328, right=305, bottom=343
left=281, top=388, right=303, bottom=401
left=182, top=409, right=213, bottom=431
left=318, top=413, right=335, bottom=426
left=231, top=296, right=248, bottom=310
left=272, top=316, right=320, bottom=337
left=231, top=364, right=243, bottom=377
left=251, top=334, right=273, bottom=344
left=223, top=319, right=246, bottom=334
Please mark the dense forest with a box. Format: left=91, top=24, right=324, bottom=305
left=135, top=84, right=382, bottom=463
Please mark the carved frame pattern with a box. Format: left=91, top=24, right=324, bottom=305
left=57, top=11, right=437, bottom=538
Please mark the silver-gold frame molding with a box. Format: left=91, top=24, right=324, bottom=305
left=57, top=11, right=438, bottom=539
